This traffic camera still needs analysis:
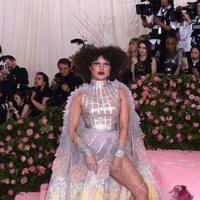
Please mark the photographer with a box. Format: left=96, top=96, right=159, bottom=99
left=182, top=0, right=200, bottom=46
left=142, top=0, right=176, bottom=54
left=49, top=58, right=83, bottom=106
left=0, top=55, right=29, bottom=100
left=6, top=90, right=30, bottom=121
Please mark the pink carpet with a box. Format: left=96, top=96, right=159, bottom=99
left=15, top=150, right=200, bottom=200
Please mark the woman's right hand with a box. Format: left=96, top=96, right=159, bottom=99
left=86, top=154, right=98, bottom=174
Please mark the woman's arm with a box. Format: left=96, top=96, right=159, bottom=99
left=151, top=57, right=157, bottom=74
left=31, top=91, right=50, bottom=112
left=71, top=93, right=98, bottom=173
left=20, top=104, right=30, bottom=118
left=110, top=88, right=129, bottom=171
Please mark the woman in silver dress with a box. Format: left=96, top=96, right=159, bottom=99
left=45, top=46, right=166, bottom=200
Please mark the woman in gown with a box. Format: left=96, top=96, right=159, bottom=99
left=45, top=46, right=170, bottom=200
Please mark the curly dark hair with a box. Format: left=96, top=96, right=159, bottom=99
left=73, top=45, right=129, bottom=83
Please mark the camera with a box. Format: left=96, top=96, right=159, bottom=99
left=0, top=101, right=15, bottom=111
left=170, top=2, right=197, bottom=22
left=136, top=0, right=161, bottom=19
left=0, top=61, right=7, bottom=70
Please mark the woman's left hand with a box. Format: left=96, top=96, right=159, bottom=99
left=110, top=157, right=123, bottom=172
left=31, top=91, right=36, bottom=101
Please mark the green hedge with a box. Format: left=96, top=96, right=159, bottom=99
left=0, top=74, right=199, bottom=199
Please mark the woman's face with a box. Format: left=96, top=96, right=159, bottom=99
left=191, top=47, right=200, bottom=60
left=138, top=43, right=147, bottom=57
left=165, top=37, right=177, bottom=51
left=128, top=42, right=138, bottom=52
left=14, top=94, right=24, bottom=106
left=34, top=74, right=46, bottom=87
left=89, top=56, right=111, bottom=81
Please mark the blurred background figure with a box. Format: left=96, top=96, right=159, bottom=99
left=29, top=72, right=51, bottom=117
left=131, top=40, right=157, bottom=80
left=0, top=55, right=29, bottom=101
left=6, top=90, right=30, bottom=121
left=49, top=58, right=83, bottom=106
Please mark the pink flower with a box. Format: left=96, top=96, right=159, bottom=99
left=157, top=134, right=163, bottom=141
left=41, top=117, right=48, bottom=124
left=171, top=91, right=177, bottom=99
left=5, top=135, right=11, bottom=141
left=137, top=79, right=143, bottom=86
left=184, top=99, right=190, bottom=105
left=139, top=99, right=144, bottom=104
left=47, top=163, right=52, bottom=169
left=176, top=133, right=182, bottom=139
left=17, top=118, right=24, bottom=124
left=153, top=76, right=161, bottom=82
left=152, top=129, right=158, bottom=135
left=187, top=135, right=193, bottom=140
left=177, top=78, right=182, bottom=83
left=185, top=90, right=190, bottom=95
left=142, top=85, right=150, bottom=91
left=27, top=157, right=34, bottom=165
left=20, top=176, right=28, bottom=185
left=165, top=90, right=171, bottom=97
left=159, top=98, right=166, bottom=103
left=31, top=143, right=36, bottom=149
left=34, top=133, right=40, bottom=139
left=148, top=115, right=154, bottom=121
left=152, top=87, right=158, bottom=92
left=11, top=179, right=16, bottom=185
left=131, top=84, right=137, bottom=89
left=6, top=124, right=13, bottom=131
left=166, top=116, right=172, bottom=121
left=194, top=96, right=200, bottom=102
left=141, top=91, right=149, bottom=98
left=8, top=189, right=14, bottom=196
left=190, top=83, right=195, bottom=89
left=38, top=153, right=43, bottom=158
left=17, top=130, right=22, bottom=136
left=176, top=124, right=183, bottom=129
left=169, top=80, right=176, bottom=87
left=9, top=169, right=15, bottom=174
left=22, top=168, right=29, bottom=175
left=132, top=92, right=137, bottom=99
left=29, top=121, right=35, bottom=127
left=29, top=165, right=36, bottom=172
left=169, top=139, right=174, bottom=143
left=38, top=146, right=44, bottom=151
left=22, top=137, right=29, bottom=143
left=24, top=145, right=31, bottom=151
left=150, top=100, right=157, bottom=106
left=18, top=143, right=23, bottom=150
left=189, top=94, right=195, bottom=100
left=160, top=116, right=166, bottom=121
left=37, top=165, right=46, bottom=175
left=154, top=119, right=160, bottom=124
left=163, top=83, right=168, bottom=88
left=26, top=128, right=33, bottom=136
left=140, top=75, right=146, bottom=81
left=145, top=99, right=150, bottom=104
left=0, top=148, right=5, bottom=153
left=20, top=156, right=27, bottom=162
left=48, top=133, right=55, bottom=139
left=185, top=115, right=191, bottom=120
left=7, top=145, right=13, bottom=152
left=8, top=162, right=14, bottom=168
left=167, top=122, right=173, bottom=127
left=193, top=122, right=199, bottom=128
left=163, top=107, right=169, bottom=112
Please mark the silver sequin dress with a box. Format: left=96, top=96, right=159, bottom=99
left=45, top=79, right=168, bottom=200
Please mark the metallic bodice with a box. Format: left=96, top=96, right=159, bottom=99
left=82, top=79, right=120, bottom=131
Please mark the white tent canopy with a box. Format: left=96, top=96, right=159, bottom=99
left=0, top=0, right=191, bottom=84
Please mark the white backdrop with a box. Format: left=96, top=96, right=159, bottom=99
left=0, top=0, right=190, bottom=84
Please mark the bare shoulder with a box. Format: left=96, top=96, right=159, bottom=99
left=119, top=88, right=127, bottom=100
